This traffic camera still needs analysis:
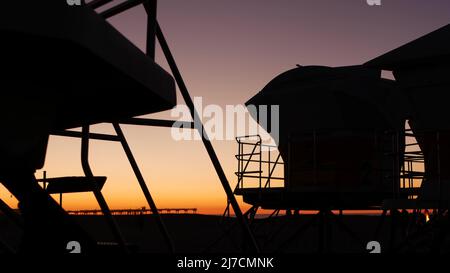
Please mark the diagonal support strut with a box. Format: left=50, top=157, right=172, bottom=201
left=154, top=21, right=260, bottom=253
left=113, top=123, right=175, bottom=253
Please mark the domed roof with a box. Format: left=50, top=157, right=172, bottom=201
left=251, top=65, right=381, bottom=101
left=246, top=65, right=404, bottom=130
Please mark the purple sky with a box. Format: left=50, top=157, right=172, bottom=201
left=106, top=0, right=450, bottom=106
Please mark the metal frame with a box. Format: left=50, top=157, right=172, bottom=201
left=234, top=135, right=284, bottom=191
left=234, top=130, right=428, bottom=202
left=42, top=0, right=259, bottom=253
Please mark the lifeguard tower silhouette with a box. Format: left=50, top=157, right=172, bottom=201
left=234, top=24, right=450, bottom=252
left=0, top=1, right=257, bottom=253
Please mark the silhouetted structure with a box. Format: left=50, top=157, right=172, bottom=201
left=239, top=65, right=409, bottom=209
left=234, top=25, right=450, bottom=253
left=0, top=1, right=258, bottom=253
left=0, top=1, right=176, bottom=253
left=366, top=23, right=450, bottom=209
left=67, top=208, right=198, bottom=216
left=1, top=1, right=448, bottom=254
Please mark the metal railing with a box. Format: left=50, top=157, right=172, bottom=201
left=233, top=130, right=426, bottom=199
left=400, top=128, right=425, bottom=199
left=222, top=135, right=284, bottom=218
left=235, top=135, right=284, bottom=190
left=67, top=208, right=198, bottom=216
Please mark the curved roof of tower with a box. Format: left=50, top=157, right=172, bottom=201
left=365, top=24, right=450, bottom=70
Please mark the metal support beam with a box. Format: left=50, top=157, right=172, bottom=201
left=113, top=123, right=174, bottom=253
left=52, top=130, right=120, bottom=142
left=143, top=0, right=157, bottom=60
left=100, top=0, right=147, bottom=19
left=81, top=125, right=128, bottom=253
left=119, top=118, right=194, bottom=129
left=155, top=22, right=260, bottom=253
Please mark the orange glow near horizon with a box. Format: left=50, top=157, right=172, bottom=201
left=0, top=123, right=255, bottom=215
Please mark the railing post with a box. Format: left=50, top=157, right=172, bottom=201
left=259, top=140, right=262, bottom=191
left=268, top=145, right=271, bottom=188
left=238, top=138, right=242, bottom=189
left=241, top=138, right=243, bottom=188
left=43, top=171, right=47, bottom=190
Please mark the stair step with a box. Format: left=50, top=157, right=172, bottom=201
left=38, top=176, right=107, bottom=194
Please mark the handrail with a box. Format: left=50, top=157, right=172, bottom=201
left=235, top=135, right=262, bottom=189
left=234, top=135, right=284, bottom=191
left=235, top=130, right=425, bottom=195
left=264, top=153, right=282, bottom=188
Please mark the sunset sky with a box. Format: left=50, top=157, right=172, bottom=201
left=1, top=0, right=450, bottom=214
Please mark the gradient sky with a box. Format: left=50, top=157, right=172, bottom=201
left=1, top=0, right=450, bottom=214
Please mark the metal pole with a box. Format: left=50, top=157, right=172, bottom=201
left=237, top=139, right=241, bottom=189
left=51, top=130, right=120, bottom=142
left=43, top=171, right=47, bottom=190
left=268, top=146, right=271, bottom=188
left=143, top=0, right=157, bottom=60
left=81, top=125, right=128, bottom=253
left=240, top=141, right=244, bottom=188
left=113, top=123, right=174, bottom=253
left=259, top=141, right=262, bottom=191
left=119, top=118, right=193, bottom=129
left=155, top=22, right=259, bottom=253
